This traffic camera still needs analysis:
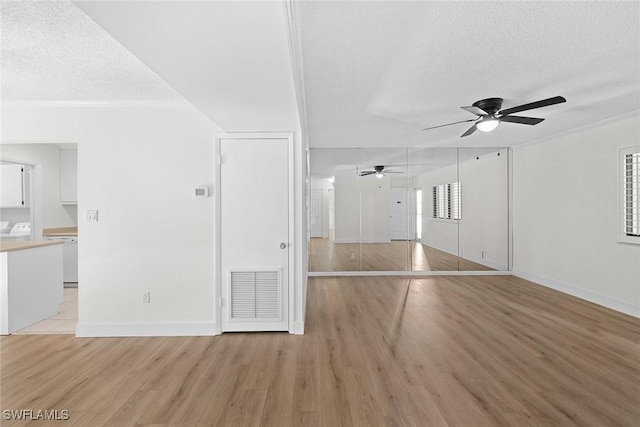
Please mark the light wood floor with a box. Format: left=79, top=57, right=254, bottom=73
left=1, top=276, right=638, bottom=426
left=309, top=237, right=493, bottom=271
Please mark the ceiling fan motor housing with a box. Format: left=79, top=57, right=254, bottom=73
left=472, top=97, right=503, bottom=115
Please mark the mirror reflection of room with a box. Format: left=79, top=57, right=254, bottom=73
left=308, top=147, right=509, bottom=272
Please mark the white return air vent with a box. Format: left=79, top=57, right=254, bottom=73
left=230, top=270, right=280, bottom=320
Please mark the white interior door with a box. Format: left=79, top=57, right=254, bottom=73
left=390, top=188, right=409, bottom=240
left=310, top=189, right=323, bottom=238
left=220, top=137, right=290, bottom=332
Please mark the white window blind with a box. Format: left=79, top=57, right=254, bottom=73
left=432, top=186, right=437, bottom=218
left=416, top=190, right=422, bottom=240
left=437, top=184, right=446, bottom=219
left=451, top=182, right=461, bottom=220
left=625, top=151, right=639, bottom=237
left=431, top=182, right=461, bottom=221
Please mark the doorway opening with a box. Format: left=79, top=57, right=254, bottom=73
left=1, top=143, right=78, bottom=335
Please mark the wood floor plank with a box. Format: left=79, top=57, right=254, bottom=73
left=2, top=275, right=639, bottom=426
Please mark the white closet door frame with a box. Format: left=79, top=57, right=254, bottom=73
left=214, top=132, right=295, bottom=334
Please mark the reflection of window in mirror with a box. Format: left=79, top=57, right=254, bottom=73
left=416, top=190, right=422, bottom=240
left=433, top=182, right=461, bottom=220
left=620, top=146, right=640, bottom=244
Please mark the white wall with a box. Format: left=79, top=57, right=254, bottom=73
left=2, top=104, right=220, bottom=334
left=512, top=115, right=640, bottom=317
left=334, top=175, right=391, bottom=243
left=414, top=149, right=509, bottom=270
left=0, top=144, right=77, bottom=229
left=459, top=150, right=509, bottom=270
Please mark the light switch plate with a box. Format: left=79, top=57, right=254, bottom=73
left=87, top=210, right=99, bottom=222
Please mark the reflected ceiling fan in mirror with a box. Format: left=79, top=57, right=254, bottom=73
left=423, top=96, right=566, bottom=137
left=359, top=165, right=403, bottom=178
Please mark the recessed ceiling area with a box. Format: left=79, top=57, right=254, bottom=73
left=295, top=1, right=640, bottom=149
left=0, top=1, right=185, bottom=102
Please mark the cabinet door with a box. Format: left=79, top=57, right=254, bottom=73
left=0, top=164, right=25, bottom=208
left=60, top=150, right=77, bottom=204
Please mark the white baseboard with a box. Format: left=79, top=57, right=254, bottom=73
left=309, top=270, right=512, bottom=277
left=292, top=321, right=305, bottom=335
left=422, top=241, right=458, bottom=256
left=76, top=322, right=219, bottom=337
left=512, top=268, right=640, bottom=318
left=463, top=254, right=508, bottom=271
left=333, top=238, right=391, bottom=244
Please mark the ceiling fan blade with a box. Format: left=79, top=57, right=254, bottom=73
left=461, top=106, right=488, bottom=116
left=423, top=119, right=475, bottom=131
left=499, top=115, right=545, bottom=125
left=460, top=124, right=477, bottom=137
left=498, top=96, right=566, bottom=116
left=360, top=171, right=376, bottom=176
left=384, top=171, right=403, bottom=174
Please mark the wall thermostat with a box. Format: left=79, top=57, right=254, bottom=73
left=194, top=186, right=209, bottom=198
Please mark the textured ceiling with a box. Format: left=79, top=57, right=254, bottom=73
left=0, top=1, right=184, bottom=102
left=296, top=1, right=640, bottom=150
left=3, top=0, right=638, bottom=167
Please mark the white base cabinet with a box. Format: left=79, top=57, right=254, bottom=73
left=0, top=244, right=63, bottom=334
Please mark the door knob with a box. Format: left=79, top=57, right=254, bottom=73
left=280, top=242, right=287, bottom=249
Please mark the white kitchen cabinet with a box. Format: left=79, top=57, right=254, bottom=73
left=60, top=149, right=77, bottom=204
left=0, top=164, right=27, bottom=208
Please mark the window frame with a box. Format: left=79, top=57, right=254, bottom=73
left=619, top=145, right=640, bottom=245
left=432, top=181, right=461, bottom=222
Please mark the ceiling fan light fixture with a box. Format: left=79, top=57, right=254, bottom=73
left=477, top=117, right=500, bottom=132
left=375, top=172, right=384, bottom=178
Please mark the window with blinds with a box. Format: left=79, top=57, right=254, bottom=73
left=451, top=182, right=461, bottom=220
left=432, top=186, right=437, bottom=218
left=432, top=182, right=461, bottom=220
left=624, top=150, right=639, bottom=238
left=437, top=184, right=446, bottom=219
left=416, top=190, right=423, bottom=240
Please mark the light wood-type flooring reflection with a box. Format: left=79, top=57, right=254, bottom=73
left=1, top=276, right=639, bottom=426
left=309, top=237, right=493, bottom=271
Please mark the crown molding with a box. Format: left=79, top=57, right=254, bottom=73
left=1, top=99, right=195, bottom=109
left=283, top=0, right=309, bottom=148
left=511, top=110, right=640, bottom=151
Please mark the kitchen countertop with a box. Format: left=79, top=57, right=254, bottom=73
left=43, top=227, right=78, bottom=237
left=0, top=239, right=64, bottom=253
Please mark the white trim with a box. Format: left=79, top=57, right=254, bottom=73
left=2, top=100, right=194, bottom=108
left=283, top=0, right=309, bottom=142
left=429, top=218, right=461, bottom=224
left=510, top=110, right=640, bottom=151
left=333, top=238, right=391, bottom=244
left=309, top=270, right=512, bottom=277
left=288, top=133, right=295, bottom=334
left=420, top=241, right=458, bottom=257
left=618, top=145, right=640, bottom=245
left=76, top=322, right=218, bottom=337
left=512, top=268, right=640, bottom=318
left=292, top=320, right=305, bottom=335
left=0, top=253, right=9, bottom=335
left=462, top=254, right=509, bottom=271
